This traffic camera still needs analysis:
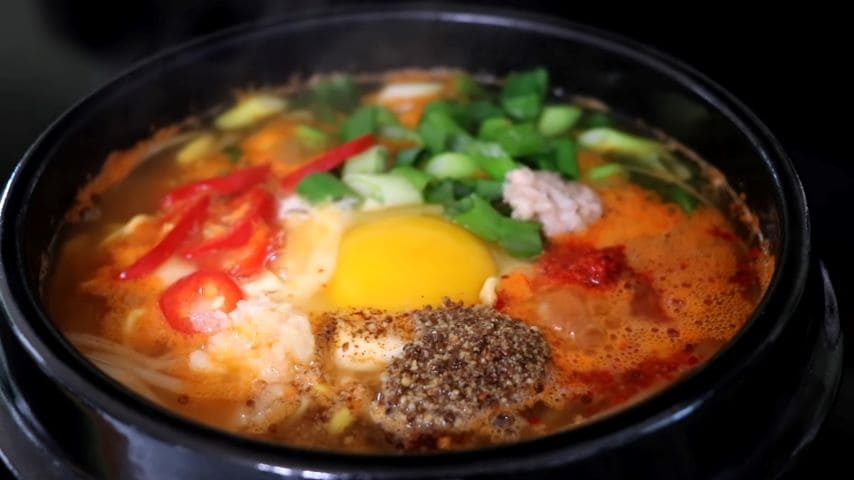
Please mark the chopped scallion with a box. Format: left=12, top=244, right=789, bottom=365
left=538, top=104, right=583, bottom=137
left=500, top=68, right=549, bottom=121
left=296, top=172, right=359, bottom=204
left=553, top=138, right=579, bottom=179
left=423, top=152, right=479, bottom=179
left=587, top=163, right=624, bottom=181
left=452, top=195, right=543, bottom=258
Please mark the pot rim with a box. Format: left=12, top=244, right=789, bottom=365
left=0, top=5, right=810, bottom=477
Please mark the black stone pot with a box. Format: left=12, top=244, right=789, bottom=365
left=0, top=7, right=843, bottom=479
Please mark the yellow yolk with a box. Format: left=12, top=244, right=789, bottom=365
left=327, top=215, right=496, bottom=310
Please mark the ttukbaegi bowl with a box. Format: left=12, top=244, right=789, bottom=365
left=0, top=6, right=843, bottom=479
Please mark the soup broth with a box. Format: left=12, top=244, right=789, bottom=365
left=45, top=69, right=773, bottom=452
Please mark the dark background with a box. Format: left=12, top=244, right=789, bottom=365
left=0, top=0, right=850, bottom=477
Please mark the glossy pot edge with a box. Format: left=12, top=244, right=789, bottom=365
left=0, top=5, right=816, bottom=478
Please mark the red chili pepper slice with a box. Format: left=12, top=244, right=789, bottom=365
left=162, top=164, right=271, bottom=208
left=183, top=188, right=275, bottom=259
left=159, top=270, right=244, bottom=334
left=280, top=134, right=375, bottom=192
left=223, top=221, right=274, bottom=277
left=118, top=196, right=210, bottom=280
left=226, top=186, right=276, bottom=223
left=196, top=221, right=274, bottom=277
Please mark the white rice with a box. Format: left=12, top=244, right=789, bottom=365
left=187, top=294, right=316, bottom=431
left=189, top=295, right=314, bottom=384
left=503, top=167, right=603, bottom=237
left=236, top=381, right=295, bottom=431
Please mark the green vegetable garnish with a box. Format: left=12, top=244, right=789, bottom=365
left=343, top=173, right=423, bottom=207
left=221, top=145, right=242, bottom=163
left=417, top=110, right=470, bottom=154
left=395, top=147, right=423, bottom=167
left=340, top=105, right=399, bottom=141
left=295, top=125, right=330, bottom=150
left=587, top=163, right=624, bottom=181
left=379, top=124, right=421, bottom=143
left=423, top=101, right=473, bottom=129
left=452, top=195, right=543, bottom=258
left=424, top=179, right=458, bottom=206
left=215, top=95, right=287, bottom=130
left=667, top=186, right=698, bottom=213
left=479, top=120, right=548, bottom=157
left=311, top=74, right=360, bottom=111
left=423, top=101, right=459, bottom=119
left=463, top=141, right=518, bottom=180
left=478, top=116, right=513, bottom=139
left=423, top=152, right=479, bottom=179
left=424, top=179, right=479, bottom=209
left=453, top=73, right=485, bottom=100
left=500, top=68, right=549, bottom=121
left=390, top=165, right=433, bottom=191
left=579, top=127, right=708, bottom=210
left=498, top=224, right=545, bottom=259
left=296, top=172, right=359, bottom=204
left=466, top=101, right=505, bottom=125
left=462, top=178, right=504, bottom=201
left=534, top=153, right=556, bottom=172
left=538, top=105, right=583, bottom=137
left=342, top=145, right=388, bottom=175
left=553, top=138, right=579, bottom=179
left=578, top=127, right=691, bottom=181
left=628, top=171, right=700, bottom=213
left=583, top=111, right=614, bottom=128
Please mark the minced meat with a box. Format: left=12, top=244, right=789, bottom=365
left=503, top=167, right=603, bottom=236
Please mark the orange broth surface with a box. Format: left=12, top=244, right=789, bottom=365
left=44, top=70, right=774, bottom=452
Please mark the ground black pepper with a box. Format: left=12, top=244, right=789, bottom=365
left=370, top=300, right=550, bottom=440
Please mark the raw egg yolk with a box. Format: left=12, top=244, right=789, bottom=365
left=327, top=215, right=496, bottom=310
